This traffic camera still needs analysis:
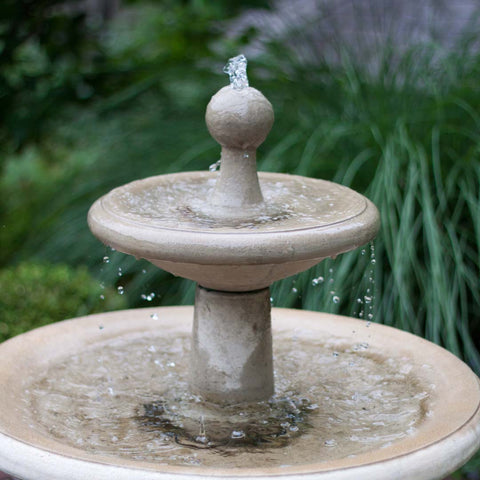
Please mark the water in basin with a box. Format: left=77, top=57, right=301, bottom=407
left=22, top=328, right=431, bottom=469
left=102, top=173, right=366, bottom=232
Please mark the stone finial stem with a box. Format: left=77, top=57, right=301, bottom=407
left=205, top=84, right=274, bottom=211
left=212, top=148, right=263, bottom=208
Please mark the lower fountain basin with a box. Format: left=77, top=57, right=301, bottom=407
left=0, top=307, right=479, bottom=480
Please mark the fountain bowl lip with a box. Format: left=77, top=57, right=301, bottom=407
left=87, top=171, right=380, bottom=266
left=0, top=307, right=479, bottom=480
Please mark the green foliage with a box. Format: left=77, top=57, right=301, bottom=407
left=260, top=45, right=480, bottom=374
left=0, top=0, right=107, bottom=150
left=0, top=0, right=269, bottom=151
left=90, top=0, right=269, bottom=116
left=0, top=146, right=76, bottom=265
left=0, top=262, right=126, bottom=342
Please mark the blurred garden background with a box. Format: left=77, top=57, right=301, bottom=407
left=0, top=0, right=479, bottom=477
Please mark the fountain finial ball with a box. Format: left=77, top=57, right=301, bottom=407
left=206, top=86, right=274, bottom=150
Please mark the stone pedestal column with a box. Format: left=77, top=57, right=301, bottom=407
left=190, top=286, right=274, bottom=403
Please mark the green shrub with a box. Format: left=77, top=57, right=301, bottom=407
left=0, top=262, right=126, bottom=342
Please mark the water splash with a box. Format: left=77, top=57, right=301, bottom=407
left=223, top=54, right=249, bottom=90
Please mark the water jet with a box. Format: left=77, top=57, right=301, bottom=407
left=0, top=55, right=479, bottom=480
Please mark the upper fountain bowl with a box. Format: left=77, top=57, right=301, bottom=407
left=88, top=171, right=379, bottom=291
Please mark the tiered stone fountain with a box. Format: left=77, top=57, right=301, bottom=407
left=0, top=56, right=479, bottom=480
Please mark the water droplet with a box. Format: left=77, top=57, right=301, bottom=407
left=367, top=313, right=374, bottom=320
left=361, top=249, right=366, bottom=256
left=270, top=297, right=274, bottom=305
left=332, top=295, right=340, bottom=304
left=99, top=294, right=105, bottom=300
left=117, top=286, right=125, bottom=295
left=166, top=361, right=176, bottom=367
left=231, top=430, right=245, bottom=439
left=291, top=287, right=298, bottom=293
left=142, top=269, right=147, bottom=274
left=209, top=159, right=221, bottom=172
left=98, top=325, right=104, bottom=330
left=107, top=387, right=114, bottom=396
left=371, top=259, right=376, bottom=265
left=324, top=439, right=337, bottom=447
left=289, top=425, right=299, bottom=432
left=141, top=292, right=156, bottom=302
left=243, top=152, right=250, bottom=159
left=148, top=345, right=156, bottom=353
left=103, top=256, right=110, bottom=263
left=117, top=267, right=123, bottom=277
left=332, top=351, right=339, bottom=357
left=150, top=313, right=159, bottom=320
left=364, top=296, right=372, bottom=304
left=312, top=276, right=324, bottom=286
left=366, top=321, right=371, bottom=327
